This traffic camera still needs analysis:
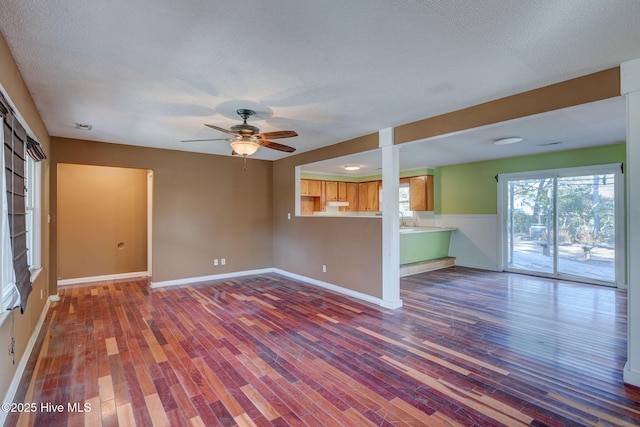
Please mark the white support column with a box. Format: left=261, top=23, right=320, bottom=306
left=622, top=58, right=640, bottom=387
left=380, top=127, right=402, bottom=309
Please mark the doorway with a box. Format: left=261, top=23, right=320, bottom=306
left=57, top=164, right=152, bottom=283
left=499, top=164, right=624, bottom=286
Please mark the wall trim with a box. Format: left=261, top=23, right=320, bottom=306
left=454, top=261, right=500, bottom=272
left=273, top=269, right=402, bottom=309
left=150, top=269, right=275, bottom=288
left=58, top=271, right=149, bottom=286
left=0, top=297, right=51, bottom=427
left=150, top=268, right=402, bottom=309
left=623, top=362, right=640, bottom=387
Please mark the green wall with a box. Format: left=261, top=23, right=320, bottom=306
left=435, top=144, right=626, bottom=215
left=400, top=230, right=452, bottom=264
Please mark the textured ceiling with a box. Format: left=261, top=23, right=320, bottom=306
left=1, top=0, right=640, bottom=164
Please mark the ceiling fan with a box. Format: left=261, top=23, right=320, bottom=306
left=183, top=109, right=298, bottom=158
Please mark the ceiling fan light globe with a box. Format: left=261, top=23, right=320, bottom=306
left=230, top=140, right=260, bottom=156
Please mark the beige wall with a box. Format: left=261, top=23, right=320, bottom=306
left=57, top=164, right=148, bottom=279
left=273, top=134, right=384, bottom=297
left=0, top=34, right=51, bottom=403
left=50, top=138, right=273, bottom=289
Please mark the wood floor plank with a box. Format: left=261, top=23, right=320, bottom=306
left=116, top=402, right=136, bottom=427
left=144, top=393, right=171, bottom=427
left=7, top=269, right=640, bottom=426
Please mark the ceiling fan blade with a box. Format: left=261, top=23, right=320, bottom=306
left=205, top=124, right=237, bottom=135
left=257, top=130, right=298, bottom=139
left=261, top=140, right=296, bottom=153
left=181, top=138, right=228, bottom=142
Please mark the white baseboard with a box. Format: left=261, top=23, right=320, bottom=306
left=454, top=261, right=500, bottom=272
left=150, top=268, right=275, bottom=288
left=57, top=271, right=149, bottom=286
left=0, top=297, right=51, bottom=427
left=623, top=361, right=640, bottom=387
left=150, top=268, right=401, bottom=309
left=273, top=268, right=401, bottom=309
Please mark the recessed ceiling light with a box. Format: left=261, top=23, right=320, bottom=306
left=344, top=165, right=361, bottom=171
left=75, top=123, right=93, bottom=131
left=494, top=137, right=523, bottom=145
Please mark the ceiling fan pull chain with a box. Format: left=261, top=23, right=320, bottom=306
left=243, top=155, right=248, bottom=171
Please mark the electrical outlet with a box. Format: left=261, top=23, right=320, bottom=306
left=214, top=259, right=219, bottom=266
left=322, top=264, right=327, bottom=273
left=221, top=258, right=226, bottom=265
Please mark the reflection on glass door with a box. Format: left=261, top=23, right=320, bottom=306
left=504, top=167, right=619, bottom=285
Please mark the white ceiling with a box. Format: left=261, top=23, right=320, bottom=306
left=1, top=1, right=639, bottom=165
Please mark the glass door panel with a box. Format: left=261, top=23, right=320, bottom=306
left=506, top=178, right=555, bottom=274
left=503, top=168, right=618, bottom=286
left=556, top=174, right=616, bottom=282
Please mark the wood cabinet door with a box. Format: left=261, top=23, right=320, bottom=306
left=338, top=182, right=347, bottom=201
left=358, top=183, right=368, bottom=210
left=346, top=182, right=358, bottom=211
left=300, top=179, right=309, bottom=196
left=409, top=176, right=434, bottom=211
left=307, top=180, right=322, bottom=197
left=356, top=181, right=380, bottom=211
left=367, top=181, right=380, bottom=211
left=410, top=176, right=426, bottom=211
left=425, top=175, right=434, bottom=211
left=325, top=181, right=338, bottom=201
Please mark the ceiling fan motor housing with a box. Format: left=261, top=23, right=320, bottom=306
left=231, top=123, right=260, bottom=136
left=232, top=109, right=260, bottom=136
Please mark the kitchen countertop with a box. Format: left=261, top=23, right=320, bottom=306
left=399, top=226, right=458, bottom=234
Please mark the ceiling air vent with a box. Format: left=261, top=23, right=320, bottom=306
left=75, top=123, right=92, bottom=131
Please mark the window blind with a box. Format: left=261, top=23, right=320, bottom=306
left=27, top=135, right=47, bottom=161
left=0, top=91, right=33, bottom=313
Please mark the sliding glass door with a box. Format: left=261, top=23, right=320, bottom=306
left=501, top=165, right=622, bottom=286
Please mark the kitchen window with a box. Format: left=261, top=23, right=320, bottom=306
left=399, top=182, right=414, bottom=223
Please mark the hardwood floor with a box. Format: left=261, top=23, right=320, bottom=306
left=6, top=267, right=640, bottom=426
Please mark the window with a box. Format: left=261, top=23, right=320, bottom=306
left=25, top=156, right=41, bottom=272
left=0, top=116, right=43, bottom=314
left=399, top=182, right=414, bottom=223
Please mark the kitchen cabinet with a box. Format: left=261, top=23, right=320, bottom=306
left=337, top=181, right=348, bottom=212
left=300, top=179, right=321, bottom=197
left=325, top=181, right=338, bottom=201
left=338, top=182, right=347, bottom=201
left=410, top=175, right=434, bottom=211
left=358, top=181, right=381, bottom=211
left=346, top=182, right=358, bottom=211
left=300, top=179, right=308, bottom=196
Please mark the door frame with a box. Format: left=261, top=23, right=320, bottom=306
left=497, top=163, right=625, bottom=288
